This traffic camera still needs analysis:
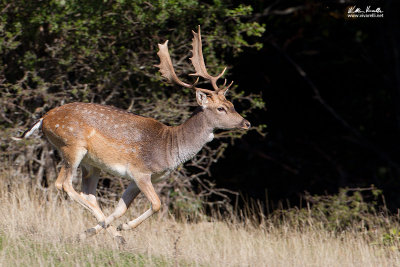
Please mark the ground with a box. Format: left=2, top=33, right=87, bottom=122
left=0, top=178, right=399, bottom=266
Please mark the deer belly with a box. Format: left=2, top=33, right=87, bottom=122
left=82, top=154, right=131, bottom=178
left=83, top=134, right=140, bottom=179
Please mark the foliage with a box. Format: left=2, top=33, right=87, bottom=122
left=381, top=228, right=400, bottom=248
left=0, top=0, right=265, bottom=211
left=270, top=186, right=388, bottom=232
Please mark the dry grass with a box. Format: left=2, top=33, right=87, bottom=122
left=0, top=178, right=399, bottom=266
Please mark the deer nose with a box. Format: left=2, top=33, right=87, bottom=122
left=241, top=119, right=251, bottom=129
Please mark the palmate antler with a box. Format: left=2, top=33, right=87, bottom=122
left=155, top=26, right=233, bottom=96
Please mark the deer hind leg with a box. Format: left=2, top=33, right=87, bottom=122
left=88, top=181, right=141, bottom=235
left=60, top=146, right=107, bottom=228
left=55, top=166, right=66, bottom=191
left=117, top=172, right=161, bottom=231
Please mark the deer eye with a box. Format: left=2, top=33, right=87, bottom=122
left=217, top=107, right=226, bottom=113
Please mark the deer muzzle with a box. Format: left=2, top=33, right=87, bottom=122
left=240, top=119, right=251, bottom=129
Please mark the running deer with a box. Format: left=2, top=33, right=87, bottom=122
left=16, top=26, right=250, bottom=243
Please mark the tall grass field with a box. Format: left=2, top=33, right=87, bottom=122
left=0, top=174, right=399, bottom=267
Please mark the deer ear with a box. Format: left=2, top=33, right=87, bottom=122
left=196, top=90, right=209, bottom=107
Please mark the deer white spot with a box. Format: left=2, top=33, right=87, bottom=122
left=55, top=124, right=59, bottom=128
left=62, top=125, right=65, bottom=128
left=88, top=129, right=96, bottom=138
left=68, top=127, right=74, bottom=131
left=114, top=125, right=119, bottom=129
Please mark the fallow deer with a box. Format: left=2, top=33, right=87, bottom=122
left=16, top=26, right=250, bottom=243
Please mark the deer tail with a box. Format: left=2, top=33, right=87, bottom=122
left=12, top=118, right=43, bottom=141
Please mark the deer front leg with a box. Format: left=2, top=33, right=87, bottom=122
left=117, top=172, right=161, bottom=231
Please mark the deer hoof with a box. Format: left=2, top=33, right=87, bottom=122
left=99, top=221, right=107, bottom=229
left=117, top=223, right=130, bottom=231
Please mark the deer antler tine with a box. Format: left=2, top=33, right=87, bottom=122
left=193, top=77, right=200, bottom=87
left=222, top=79, right=227, bottom=87
left=216, top=67, right=227, bottom=80
left=226, top=80, right=234, bottom=89
left=218, top=80, right=234, bottom=95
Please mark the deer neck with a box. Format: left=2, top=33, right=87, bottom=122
left=167, top=107, right=214, bottom=168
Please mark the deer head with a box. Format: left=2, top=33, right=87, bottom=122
left=155, top=26, right=251, bottom=130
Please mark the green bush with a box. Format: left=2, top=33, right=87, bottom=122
left=271, top=186, right=389, bottom=232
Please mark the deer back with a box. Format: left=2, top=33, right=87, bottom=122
left=42, top=102, right=171, bottom=174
